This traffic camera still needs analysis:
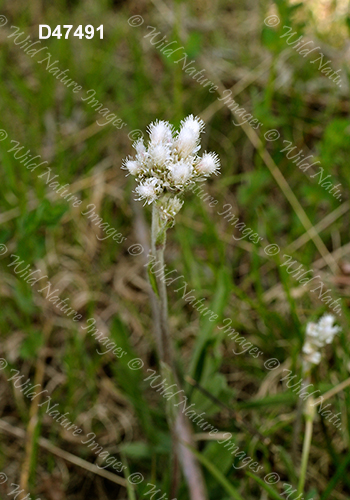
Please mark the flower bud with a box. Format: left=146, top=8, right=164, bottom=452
left=126, top=160, right=142, bottom=176
left=169, top=161, right=192, bottom=186
left=150, top=144, right=170, bottom=166
left=303, top=314, right=341, bottom=365
left=134, top=139, right=147, bottom=161
left=148, top=120, right=173, bottom=145
left=196, top=152, right=220, bottom=176
left=135, top=178, right=162, bottom=204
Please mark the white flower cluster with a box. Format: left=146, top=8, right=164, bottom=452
left=123, top=115, right=220, bottom=213
left=302, top=314, right=341, bottom=365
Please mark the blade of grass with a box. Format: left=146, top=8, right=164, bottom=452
left=120, top=452, right=136, bottom=500
left=184, top=443, right=245, bottom=500
left=246, top=471, right=284, bottom=500
left=320, top=450, right=350, bottom=500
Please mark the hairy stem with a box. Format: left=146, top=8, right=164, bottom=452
left=297, top=368, right=315, bottom=497
left=151, top=204, right=208, bottom=500
left=151, top=204, right=172, bottom=364
left=297, top=401, right=314, bottom=496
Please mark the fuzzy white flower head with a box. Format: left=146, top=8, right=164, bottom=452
left=195, top=152, right=220, bottom=176
left=306, top=322, right=318, bottom=338
left=318, top=314, right=341, bottom=343
left=134, top=138, right=147, bottom=161
left=125, top=160, right=142, bottom=176
left=303, top=314, right=341, bottom=365
left=123, top=115, right=220, bottom=220
left=175, top=128, right=198, bottom=158
left=175, top=115, right=204, bottom=158
left=302, top=341, right=314, bottom=355
left=169, top=161, right=193, bottom=186
left=149, top=144, right=171, bottom=166
left=148, top=120, right=173, bottom=146
left=135, top=178, right=163, bottom=205
left=308, top=351, right=321, bottom=365
left=180, top=114, right=204, bottom=136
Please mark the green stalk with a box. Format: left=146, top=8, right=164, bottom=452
left=297, top=395, right=315, bottom=497
left=150, top=204, right=208, bottom=500
left=151, top=204, right=172, bottom=365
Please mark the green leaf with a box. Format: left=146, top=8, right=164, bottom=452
left=20, top=329, right=44, bottom=360
left=119, top=442, right=152, bottom=460
left=320, top=450, right=350, bottom=500
left=203, top=441, right=234, bottom=475
left=261, top=26, right=282, bottom=52
left=148, top=261, right=160, bottom=297
left=187, top=444, right=245, bottom=500
left=346, top=16, right=350, bottom=35
left=120, top=452, right=136, bottom=500
left=246, top=471, right=284, bottom=500
left=189, top=266, right=231, bottom=381
left=184, top=31, right=203, bottom=58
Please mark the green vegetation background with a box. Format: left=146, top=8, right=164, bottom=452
left=0, top=0, right=349, bottom=499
